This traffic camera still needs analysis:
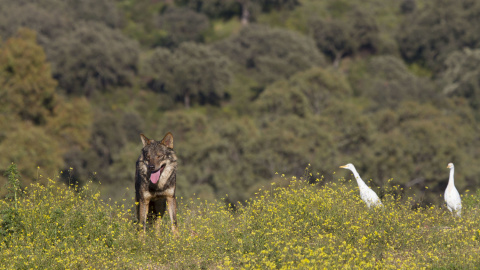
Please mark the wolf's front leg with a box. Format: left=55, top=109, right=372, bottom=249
left=138, top=199, right=149, bottom=233
left=167, top=196, right=178, bottom=235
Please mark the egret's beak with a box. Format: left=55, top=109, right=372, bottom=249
left=339, top=165, right=347, bottom=169
left=447, top=164, right=452, bottom=169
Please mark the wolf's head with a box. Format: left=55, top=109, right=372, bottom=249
left=140, top=132, right=177, bottom=185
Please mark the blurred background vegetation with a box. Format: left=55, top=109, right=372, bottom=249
left=1, top=0, right=480, bottom=207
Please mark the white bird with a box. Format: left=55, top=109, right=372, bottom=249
left=445, top=163, right=462, bottom=217
left=339, top=163, right=383, bottom=208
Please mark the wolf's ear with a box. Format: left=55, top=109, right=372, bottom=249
left=161, top=132, right=174, bottom=149
left=140, top=133, right=152, bottom=147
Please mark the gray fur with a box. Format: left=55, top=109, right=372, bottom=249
left=135, top=132, right=178, bottom=235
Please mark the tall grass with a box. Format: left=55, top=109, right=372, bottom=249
left=1, top=167, right=479, bottom=269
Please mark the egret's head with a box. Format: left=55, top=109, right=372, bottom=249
left=447, top=163, right=454, bottom=169
left=339, top=163, right=355, bottom=171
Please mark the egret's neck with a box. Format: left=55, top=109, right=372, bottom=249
left=351, top=169, right=368, bottom=188
left=448, top=167, right=455, bottom=185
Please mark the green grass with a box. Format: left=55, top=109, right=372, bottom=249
left=1, top=169, right=480, bottom=269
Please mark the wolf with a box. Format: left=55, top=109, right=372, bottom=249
left=135, top=132, right=178, bottom=235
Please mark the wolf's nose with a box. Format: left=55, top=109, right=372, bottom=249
left=148, top=165, right=155, bottom=170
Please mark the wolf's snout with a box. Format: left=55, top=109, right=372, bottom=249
left=148, top=164, right=155, bottom=171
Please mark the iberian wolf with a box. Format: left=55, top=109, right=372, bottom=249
left=135, top=132, right=178, bottom=234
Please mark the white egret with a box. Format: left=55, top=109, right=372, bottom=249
left=445, top=163, right=462, bottom=217
left=339, top=163, right=383, bottom=208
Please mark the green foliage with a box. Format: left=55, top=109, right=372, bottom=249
left=60, top=110, right=130, bottom=186
left=350, top=56, right=436, bottom=109
left=214, top=24, right=325, bottom=88
left=154, top=7, right=210, bottom=48
left=0, top=29, right=94, bottom=193
left=175, top=0, right=241, bottom=20
left=3, top=163, right=20, bottom=209
left=364, top=101, right=480, bottom=204
left=248, top=115, right=336, bottom=182
left=396, top=0, right=480, bottom=72
left=0, top=123, right=64, bottom=186
left=259, top=0, right=300, bottom=12
left=117, top=0, right=167, bottom=47
left=1, top=0, right=480, bottom=212
left=309, top=18, right=354, bottom=67
left=254, top=67, right=352, bottom=117
left=49, top=22, right=139, bottom=96
left=309, top=7, right=380, bottom=66
left=204, top=18, right=243, bottom=43
left=0, top=29, right=60, bottom=192
left=0, top=0, right=120, bottom=45
left=175, top=0, right=300, bottom=22
left=254, top=80, right=311, bottom=118
left=287, top=67, right=352, bottom=114
left=66, top=0, right=121, bottom=28
left=440, top=48, right=480, bottom=112
left=0, top=3, right=73, bottom=46
left=0, top=28, right=57, bottom=124
left=46, top=97, right=93, bottom=149
left=142, top=43, right=232, bottom=108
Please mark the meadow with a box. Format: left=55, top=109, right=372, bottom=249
left=1, top=164, right=480, bottom=269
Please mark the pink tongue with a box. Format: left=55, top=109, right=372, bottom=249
left=150, top=170, right=161, bottom=184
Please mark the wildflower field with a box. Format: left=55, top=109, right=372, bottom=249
left=1, top=167, right=480, bottom=269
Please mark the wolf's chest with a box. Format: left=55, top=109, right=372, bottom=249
left=143, top=185, right=175, bottom=201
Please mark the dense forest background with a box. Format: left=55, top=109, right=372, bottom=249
left=1, top=0, right=480, bottom=207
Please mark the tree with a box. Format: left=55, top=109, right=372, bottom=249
left=46, top=97, right=93, bottom=149
left=154, top=7, right=210, bottom=48
left=49, top=22, right=139, bottom=96
left=0, top=0, right=121, bottom=45
left=60, top=110, right=133, bottom=185
left=175, top=0, right=241, bottom=19
left=309, top=18, right=354, bottom=68
left=254, top=67, right=352, bottom=117
left=364, top=101, right=480, bottom=204
left=349, top=56, right=436, bottom=109
left=258, top=0, right=300, bottom=12
left=0, top=28, right=94, bottom=191
left=396, top=0, right=480, bottom=72
left=215, top=24, right=325, bottom=88
left=0, top=123, right=64, bottom=186
left=439, top=48, right=480, bottom=111
left=254, top=80, right=311, bottom=119
left=66, top=0, right=121, bottom=28
left=0, top=3, right=73, bottom=46
left=289, top=67, right=352, bottom=114
left=247, top=114, right=336, bottom=184
left=175, top=0, right=299, bottom=24
left=0, top=28, right=57, bottom=124
left=400, top=0, right=416, bottom=14
left=309, top=8, right=380, bottom=67
left=142, top=43, right=232, bottom=108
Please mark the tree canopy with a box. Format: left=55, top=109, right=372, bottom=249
left=142, top=42, right=232, bottom=108
left=1, top=0, right=480, bottom=208
left=49, top=22, right=139, bottom=96
left=215, top=24, right=325, bottom=88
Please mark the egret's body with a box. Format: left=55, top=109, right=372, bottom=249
left=445, top=163, right=462, bottom=217
left=340, top=163, right=383, bottom=208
